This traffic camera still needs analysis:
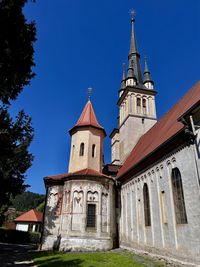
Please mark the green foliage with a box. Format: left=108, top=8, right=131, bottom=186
left=11, top=191, right=45, bottom=212
left=29, top=231, right=41, bottom=244
left=0, top=0, right=36, bottom=104
left=0, top=227, right=40, bottom=244
left=36, top=201, right=45, bottom=213
left=0, top=110, right=34, bottom=208
left=0, top=0, right=36, bottom=218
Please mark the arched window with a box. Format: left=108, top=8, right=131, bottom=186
left=143, top=183, right=151, bottom=226
left=142, top=98, right=147, bottom=114
left=79, top=143, right=84, bottom=156
left=92, top=144, right=96, bottom=158
left=171, top=168, right=187, bottom=224
left=137, top=97, right=141, bottom=114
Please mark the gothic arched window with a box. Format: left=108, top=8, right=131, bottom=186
left=142, top=98, right=147, bottom=115
left=79, top=143, right=84, bottom=156
left=171, top=168, right=187, bottom=224
left=137, top=97, right=141, bottom=114
left=143, top=183, right=151, bottom=226
left=92, top=144, right=96, bottom=158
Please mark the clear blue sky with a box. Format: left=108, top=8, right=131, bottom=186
left=10, top=0, right=200, bottom=194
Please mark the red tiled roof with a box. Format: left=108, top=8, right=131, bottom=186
left=46, top=168, right=111, bottom=180
left=118, top=81, right=200, bottom=178
left=76, top=100, right=104, bottom=129
left=15, top=209, right=43, bottom=223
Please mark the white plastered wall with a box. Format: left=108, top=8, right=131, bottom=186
left=119, top=144, right=200, bottom=263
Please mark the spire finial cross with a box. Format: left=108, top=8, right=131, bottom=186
left=87, top=87, right=93, bottom=100
left=129, top=9, right=136, bottom=22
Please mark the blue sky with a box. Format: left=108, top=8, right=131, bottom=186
left=10, top=0, right=200, bottom=194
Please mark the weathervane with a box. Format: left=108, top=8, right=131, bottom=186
left=87, top=87, right=93, bottom=100
left=129, top=9, right=136, bottom=21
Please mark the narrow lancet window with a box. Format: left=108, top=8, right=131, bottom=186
left=79, top=143, right=84, bottom=156
left=92, top=144, right=96, bottom=158
left=143, top=183, right=151, bottom=226
left=171, top=168, right=187, bottom=224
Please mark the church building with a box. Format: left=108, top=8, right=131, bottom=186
left=41, top=13, right=200, bottom=264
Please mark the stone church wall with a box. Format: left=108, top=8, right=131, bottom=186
left=42, top=177, right=116, bottom=251
left=120, top=143, right=200, bottom=263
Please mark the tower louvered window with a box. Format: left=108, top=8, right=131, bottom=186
left=86, top=204, right=96, bottom=228
left=142, top=98, right=147, bottom=114
left=171, top=168, right=187, bottom=224
left=79, top=143, right=84, bottom=156
left=137, top=98, right=141, bottom=114
left=143, top=183, right=151, bottom=226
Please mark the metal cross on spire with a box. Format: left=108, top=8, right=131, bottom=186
left=129, top=9, right=136, bottom=22
left=87, top=87, right=93, bottom=100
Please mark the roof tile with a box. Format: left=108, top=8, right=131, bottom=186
left=76, top=100, right=103, bottom=129
left=15, top=209, right=43, bottom=222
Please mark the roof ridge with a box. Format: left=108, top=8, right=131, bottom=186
left=45, top=167, right=112, bottom=180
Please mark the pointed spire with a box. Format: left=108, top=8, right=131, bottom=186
left=122, top=63, right=126, bottom=81
left=129, top=9, right=138, bottom=55
left=128, top=10, right=143, bottom=84
left=76, top=100, right=103, bottom=130
left=119, top=63, right=126, bottom=91
left=69, top=90, right=106, bottom=136
left=143, top=56, right=154, bottom=86
left=127, top=59, right=136, bottom=80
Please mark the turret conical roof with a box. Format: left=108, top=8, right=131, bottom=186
left=69, top=100, right=106, bottom=136
left=143, top=56, right=154, bottom=84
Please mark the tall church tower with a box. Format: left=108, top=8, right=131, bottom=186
left=68, top=99, right=106, bottom=173
left=111, top=12, right=157, bottom=164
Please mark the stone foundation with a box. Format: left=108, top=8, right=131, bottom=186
left=42, top=236, right=113, bottom=252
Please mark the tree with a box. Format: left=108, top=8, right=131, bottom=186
left=11, top=191, right=45, bottom=212
left=0, top=0, right=36, bottom=104
left=0, top=109, right=34, bottom=208
left=0, top=0, right=36, bottom=222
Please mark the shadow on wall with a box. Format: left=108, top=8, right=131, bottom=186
left=195, top=138, right=200, bottom=158
left=41, top=201, right=60, bottom=249
left=53, top=234, right=61, bottom=251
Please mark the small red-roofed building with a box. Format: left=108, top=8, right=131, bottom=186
left=15, top=209, right=43, bottom=233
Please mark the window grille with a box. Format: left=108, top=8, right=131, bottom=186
left=86, top=204, right=96, bottom=228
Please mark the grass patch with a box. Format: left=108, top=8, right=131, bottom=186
left=32, top=250, right=165, bottom=267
